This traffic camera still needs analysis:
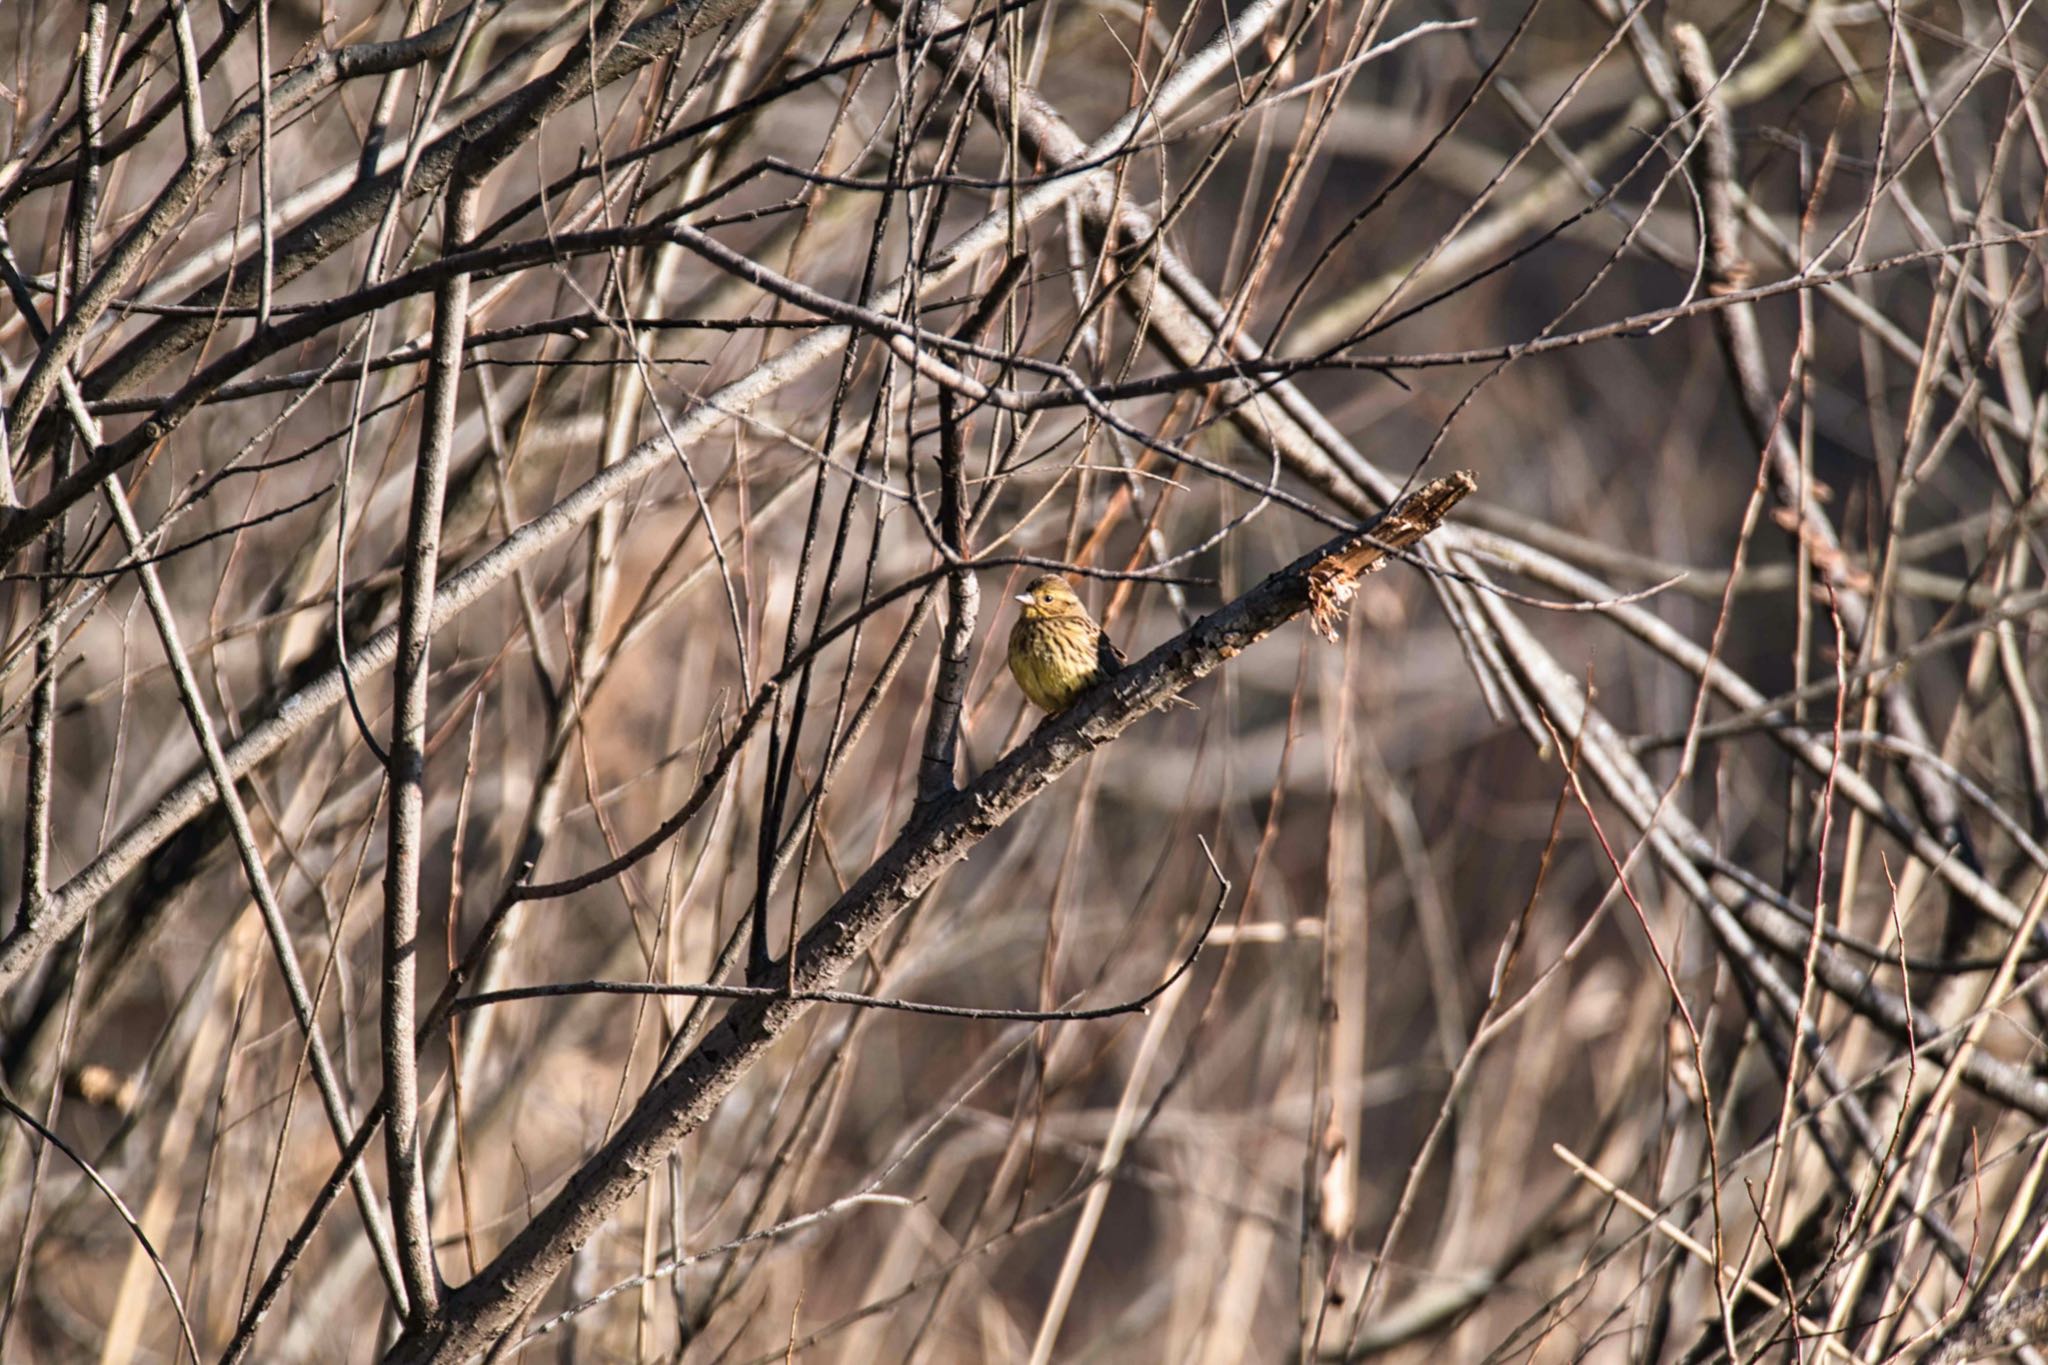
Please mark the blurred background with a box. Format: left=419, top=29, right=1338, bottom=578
left=1, top=0, right=2045, bottom=1359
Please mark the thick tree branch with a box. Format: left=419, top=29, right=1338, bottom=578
left=379, top=178, right=483, bottom=1323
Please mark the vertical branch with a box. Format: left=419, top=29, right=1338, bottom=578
left=916, top=259, right=1023, bottom=809
left=102, top=474, right=414, bottom=1319
left=15, top=0, right=108, bottom=927
left=165, top=0, right=212, bottom=156
left=255, top=0, right=276, bottom=327
left=382, top=178, right=482, bottom=1324
left=913, top=395, right=979, bottom=808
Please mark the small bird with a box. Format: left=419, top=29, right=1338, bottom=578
left=1007, top=573, right=1125, bottom=713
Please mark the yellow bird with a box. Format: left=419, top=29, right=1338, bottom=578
left=1007, top=573, right=1125, bottom=713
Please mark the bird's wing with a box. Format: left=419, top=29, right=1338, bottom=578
left=1096, top=628, right=1126, bottom=674
left=1094, top=622, right=1193, bottom=709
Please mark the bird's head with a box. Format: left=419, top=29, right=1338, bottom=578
left=1015, top=573, right=1088, bottom=621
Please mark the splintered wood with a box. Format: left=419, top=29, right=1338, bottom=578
left=1305, top=470, right=1477, bottom=642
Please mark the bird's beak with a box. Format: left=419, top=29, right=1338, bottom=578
left=1015, top=593, right=1032, bottom=603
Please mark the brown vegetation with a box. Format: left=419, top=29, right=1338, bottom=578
left=1, top=1, right=2045, bottom=1361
